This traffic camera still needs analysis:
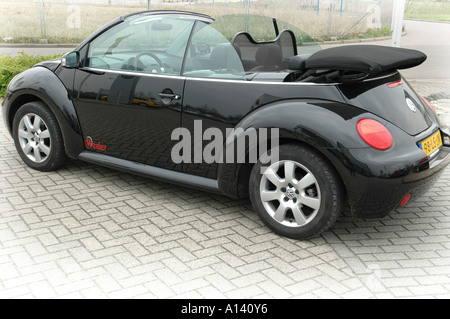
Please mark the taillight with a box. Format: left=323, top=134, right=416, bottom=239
left=387, top=80, right=403, bottom=88
left=420, top=95, right=437, bottom=115
left=357, top=119, right=393, bottom=150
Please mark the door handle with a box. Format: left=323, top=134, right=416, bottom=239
left=158, top=93, right=181, bottom=101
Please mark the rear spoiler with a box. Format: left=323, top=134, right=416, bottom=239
left=298, top=45, right=427, bottom=83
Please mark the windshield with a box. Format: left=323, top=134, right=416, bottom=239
left=90, top=16, right=195, bottom=56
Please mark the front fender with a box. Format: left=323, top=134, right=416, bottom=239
left=217, top=99, right=371, bottom=198
left=3, top=66, right=84, bottom=159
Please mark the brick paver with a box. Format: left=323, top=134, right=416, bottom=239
left=1, top=104, right=450, bottom=299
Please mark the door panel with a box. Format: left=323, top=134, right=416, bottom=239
left=73, top=70, right=184, bottom=171
left=71, top=13, right=196, bottom=171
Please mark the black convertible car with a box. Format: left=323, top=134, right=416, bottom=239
left=2, top=10, right=450, bottom=239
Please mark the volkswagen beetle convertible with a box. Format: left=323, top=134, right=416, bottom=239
left=2, top=10, right=450, bottom=239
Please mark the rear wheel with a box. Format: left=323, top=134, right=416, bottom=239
left=249, top=144, right=344, bottom=239
left=12, top=101, right=67, bottom=171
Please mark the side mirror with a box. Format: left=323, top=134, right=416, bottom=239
left=61, top=51, right=80, bottom=68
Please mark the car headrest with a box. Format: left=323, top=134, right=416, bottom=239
left=288, top=54, right=312, bottom=71
left=210, top=43, right=243, bottom=70
left=210, top=44, right=235, bottom=68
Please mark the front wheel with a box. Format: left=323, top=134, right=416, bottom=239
left=249, top=144, right=344, bottom=239
left=12, top=101, right=68, bottom=171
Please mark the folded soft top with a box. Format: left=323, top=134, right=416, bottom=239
left=305, top=45, right=427, bottom=78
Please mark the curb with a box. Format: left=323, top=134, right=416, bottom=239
left=0, top=43, right=77, bottom=48
left=317, top=35, right=392, bottom=46
left=315, top=32, right=407, bottom=46
left=405, top=18, right=450, bottom=24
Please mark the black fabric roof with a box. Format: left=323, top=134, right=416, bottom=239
left=305, top=45, right=427, bottom=77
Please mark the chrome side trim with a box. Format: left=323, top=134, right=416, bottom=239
left=80, top=67, right=334, bottom=86
left=79, top=67, right=184, bottom=80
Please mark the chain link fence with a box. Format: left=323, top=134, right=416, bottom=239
left=1, top=0, right=398, bottom=44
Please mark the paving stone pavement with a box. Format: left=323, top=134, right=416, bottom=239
left=1, top=104, right=450, bottom=299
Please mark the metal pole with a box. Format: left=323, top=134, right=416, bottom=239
left=39, top=0, right=43, bottom=37
left=317, top=0, right=320, bottom=16
left=147, top=0, right=151, bottom=10
left=244, top=0, right=251, bottom=33
left=392, top=0, right=405, bottom=47
left=328, top=2, right=334, bottom=35
left=39, top=0, right=47, bottom=41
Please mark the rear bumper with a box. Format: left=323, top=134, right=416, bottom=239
left=342, top=144, right=450, bottom=219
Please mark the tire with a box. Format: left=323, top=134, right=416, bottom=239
left=12, top=101, right=68, bottom=171
left=249, top=143, right=344, bottom=239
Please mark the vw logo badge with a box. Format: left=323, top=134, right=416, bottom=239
left=406, top=98, right=417, bottom=113
left=286, top=189, right=296, bottom=199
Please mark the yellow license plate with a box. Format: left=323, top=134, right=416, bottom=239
left=419, top=130, right=443, bottom=156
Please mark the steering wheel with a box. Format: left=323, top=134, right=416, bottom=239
left=135, top=52, right=164, bottom=73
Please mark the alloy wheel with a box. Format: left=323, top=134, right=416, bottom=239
left=17, top=113, right=52, bottom=163
left=259, top=160, right=321, bottom=228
